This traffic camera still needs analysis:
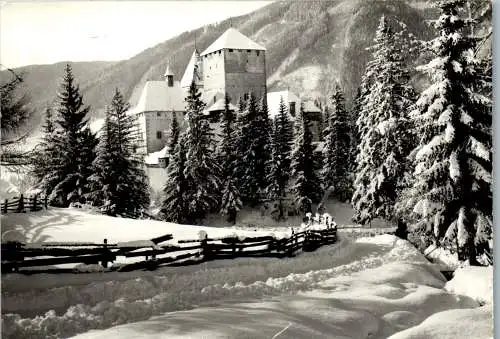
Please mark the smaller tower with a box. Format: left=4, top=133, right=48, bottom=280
left=164, top=63, right=174, bottom=87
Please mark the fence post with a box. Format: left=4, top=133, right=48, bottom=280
left=101, top=238, right=108, bottom=268
left=3, top=199, right=7, bottom=214
left=17, top=194, right=24, bottom=213
left=201, top=234, right=209, bottom=261
left=32, top=195, right=38, bottom=212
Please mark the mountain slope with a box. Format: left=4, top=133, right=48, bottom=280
left=2, top=0, right=435, bottom=138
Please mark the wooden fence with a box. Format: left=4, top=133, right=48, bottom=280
left=1, top=227, right=338, bottom=274
left=2, top=194, right=47, bottom=214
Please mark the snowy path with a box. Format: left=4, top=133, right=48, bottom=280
left=2, top=235, right=492, bottom=339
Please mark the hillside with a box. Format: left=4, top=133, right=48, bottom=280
left=2, top=0, right=436, bottom=140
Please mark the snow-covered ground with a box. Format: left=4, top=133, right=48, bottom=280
left=1, top=207, right=290, bottom=245
left=1, top=209, right=492, bottom=339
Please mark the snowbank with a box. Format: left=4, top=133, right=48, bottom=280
left=424, top=244, right=460, bottom=270
left=388, top=305, right=492, bottom=339
left=445, top=266, right=493, bottom=305
left=1, top=207, right=289, bottom=245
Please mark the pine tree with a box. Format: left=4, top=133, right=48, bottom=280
left=235, top=93, right=270, bottom=204
left=32, top=107, right=60, bottom=183
left=182, top=81, right=222, bottom=223
left=351, top=16, right=415, bottom=225
left=291, top=103, right=322, bottom=214
left=86, top=89, right=150, bottom=217
left=404, top=0, right=492, bottom=265
left=266, top=96, right=293, bottom=219
left=161, top=136, right=189, bottom=223
left=36, top=64, right=96, bottom=207
left=1, top=68, right=32, bottom=168
left=218, top=95, right=242, bottom=223
left=322, top=84, right=352, bottom=202
left=168, top=112, right=180, bottom=153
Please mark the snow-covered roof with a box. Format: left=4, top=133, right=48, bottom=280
left=144, top=145, right=170, bottom=165
left=200, top=28, right=266, bottom=56
left=303, top=100, right=321, bottom=113
left=180, top=50, right=202, bottom=89
left=205, top=98, right=237, bottom=113
left=267, top=90, right=301, bottom=119
left=130, top=80, right=186, bottom=114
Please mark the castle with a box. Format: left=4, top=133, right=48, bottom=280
left=131, top=27, right=321, bottom=170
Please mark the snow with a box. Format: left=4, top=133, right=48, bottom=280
left=116, top=240, right=156, bottom=248
left=445, top=266, right=493, bottom=305
left=144, top=145, right=169, bottom=165
left=387, top=305, right=492, bottom=339
left=1, top=207, right=288, bottom=245
left=1, top=210, right=492, bottom=339
left=424, top=244, right=460, bottom=270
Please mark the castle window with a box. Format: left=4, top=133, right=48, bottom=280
left=229, top=49, right=233, bottom=52
left=156, top=131, right=162, bottom=139
left=256, top=51, right=260, bottom=56
left=214, top=96, right=217, bottom=103
left=247, top=50, right=250, bottom=53
left=244, top=93, right=249, bottom=100
left=157, top=112, right=161, bottom=117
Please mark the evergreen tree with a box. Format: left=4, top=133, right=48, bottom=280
left=161, top=136, right=189, bottom=223
left=1, top=68, right=32, bottom=168
left=36, top=64, right=97, bottom=207
left=183, top=81, right=222, bottom=223
left=322, top=84, right=352, bottom=202
left=168, top=112, right=180, bottom=153
left=266, top=96, right=293, bottom=219
left=235, top=93, right=270, bottom=204
left=32, top=107, right=60, bottom=183
left=351, top=16, right=415, bottom=225
left=404, top=0, right=492, bottom=265
left=87, top=89, right=150, bottom=217
left=291, top=103, right=322, bottom=214
left=218, top=95, right=242, bottom=223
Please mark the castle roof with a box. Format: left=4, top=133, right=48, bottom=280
left=205, top=98, right=237, bottom=113
left=130, top=80, right=185, bottom=114
left=303, top=100, right=321, bottom=113
left=180, top=49, right=202, bottom=88
left=200, top=28, right=266, bottom=56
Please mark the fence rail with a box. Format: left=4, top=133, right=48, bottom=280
left=1, top=226, right=338, bottom=274
left=2, top=194, right=48, bottom=214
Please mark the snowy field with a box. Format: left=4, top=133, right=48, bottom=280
left=1, top=208, right=492, bottom=339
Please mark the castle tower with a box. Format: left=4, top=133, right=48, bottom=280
left=164, top=63, right=175, bottom=87
left=200, top=28, right=266, bottom=105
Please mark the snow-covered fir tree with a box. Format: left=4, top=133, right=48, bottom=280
left=322, top=84, right=352, bottom=202
left=235, top=93, right=271, bottom=204
left=32, top=107, right=60, bottom=184
left=161, top=135, right=189, bottom=224
left=218, top=95, right=242, bottom=223
left=404, top=0, right=492, bottom=265
left=168, top=112, right=180, bottom=153
left=36, top=64, right=97, bottom=207
left=182, top=81, right=222, bottom=223
left=87, top=89, right=150, bottom=217
left=352, top=16, right=415, bottom=225
left=266, top=96, right=293, bottom=219
left=291, top=103, right=322, bottom=214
